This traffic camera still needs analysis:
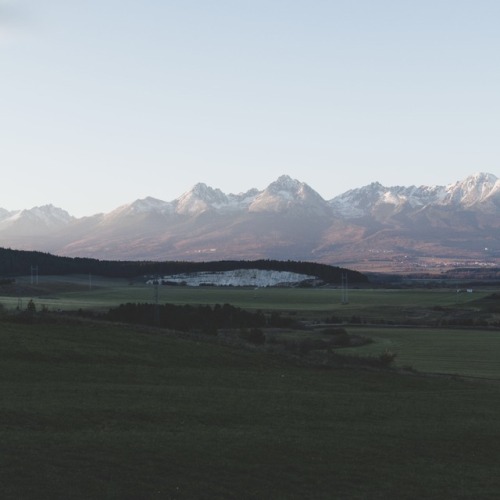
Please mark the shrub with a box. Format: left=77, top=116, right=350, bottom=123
left=329, top=333, right=352, bottom=347
left=378, top=349, right=397, bottom=366
left=324, top=315, right=342, bottom=324
left=240, top=328, right=266, bottom=345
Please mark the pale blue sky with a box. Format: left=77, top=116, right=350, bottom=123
left=1, top=0, right=499, bottom=216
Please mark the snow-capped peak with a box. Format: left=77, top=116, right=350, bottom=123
left=126, top=197, right=173, bottom=214
left=174, top=183, right=230, bottom=215
left=268, top=174, right=302, bottom=192
left=103, top=197, right=174, bottom=221
left=0, top=204, right=73, bottom=232
left=151, top=175, right=332, bottom=216
left=249, top=175, right=330, bottom=215
left=329, top=172, right=499, bottom=217
left=16, top=204, right=72, bottom=224
left=329, top=182, right=389, bottom=217
left=442, top=172, right=500, bottom=207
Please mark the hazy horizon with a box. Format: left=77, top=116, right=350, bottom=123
left=1, top=1, right=499, bottom=216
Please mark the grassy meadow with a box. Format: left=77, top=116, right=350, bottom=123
left=2, top=273, right=494, bottom=313
left=2, top=320, right=500, bottom=499
left=1, top=274, right=500, bottom=498
left=341, top=326, right=500, bottom=379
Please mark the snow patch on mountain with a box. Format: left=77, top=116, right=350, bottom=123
left=175, top=183, right=227, bottom=215
left=329, top=182, right=386, bottom=217
left=173, top=183, right=260, bottom=215
left=249, top=175, right=330, bottom=215
left=329, top=173, right=500, bottom=218
left=440, top=172, right=500, bottom=208
left=105, top=197, right=174, bottom=220
left=148, top=268, right=318, bottom=287
left=67, top=171, right=499, bottom=223
left=0, top=204, right=73, bottom=229
left=126, top=197, right=174, bottom=215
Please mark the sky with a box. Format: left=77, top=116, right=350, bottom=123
left=1, top=0, right=499, bottom=217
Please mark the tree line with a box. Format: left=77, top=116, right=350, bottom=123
left=105, top=302, right=300, bottom=332
left=0, top=247, right=369, bottom=284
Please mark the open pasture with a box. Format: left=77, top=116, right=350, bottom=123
left=2, top=321, right=500, bottom=499
left=1, top=274, right=499, bottom=382
left=1, top=274, right=494, bottom=317
left=342, top=326, right=500, bottom=380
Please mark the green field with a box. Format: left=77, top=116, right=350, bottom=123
left=2, top=276, right=500, bottom=381
left=3, top=274, right=495, bottom=314
left=2, top=321, right=500, bottom=499
left=341, top=326, right=500, bottom=379
left=1, top=275, right=500, bottom=498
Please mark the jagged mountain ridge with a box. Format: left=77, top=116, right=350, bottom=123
left=0, top=173, right=499, bottom=272
left=329, top=172, right=500, bottom=219
left=1, top=173, right=498, bottom=222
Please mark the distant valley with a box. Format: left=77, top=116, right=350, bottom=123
left=1, top=172, right=499, bottom=273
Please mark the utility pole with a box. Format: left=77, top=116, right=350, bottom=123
left=30, top=265, right=38, bottom=285
left=154, top=281, right=160, bottom=325
left=341, top=273, right=349, bottom=305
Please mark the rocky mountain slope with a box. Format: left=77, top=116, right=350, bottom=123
left=1, top=173, right=499, bottom=272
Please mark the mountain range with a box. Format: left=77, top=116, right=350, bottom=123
left=1, top=172, right=499, bottom=272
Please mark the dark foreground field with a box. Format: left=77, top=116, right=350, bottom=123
left=2, top=320, right=500, bottom=499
